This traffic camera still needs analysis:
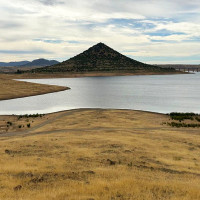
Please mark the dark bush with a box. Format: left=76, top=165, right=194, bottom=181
left=167, top=122, right=200, bottom=128
left=195, top=117, right=200, bottom=122
left=18, top=113, right=44, bottom=120
left=169, top=112, right=197, bottom=121
left=7, top=121, right=12, bottom=126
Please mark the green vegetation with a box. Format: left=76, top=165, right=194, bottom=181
left=167, top=122, right=200, bottom=128
left=167, top=112, right=200, bottom=128
left=169, top=112, right=197, bottom=121
left=18, top=113, right=44, bottom=120
left=27, top=123, right=31, bottom=128
left=15, top=69, right=24, bottom=74
left=7, top=121, right=12, bottom=126
left=3, top=114, right=44, bottom=130
left=195, top=117, right=200, bottom=122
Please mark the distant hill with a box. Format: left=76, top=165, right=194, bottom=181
left=32, top=43, right=175, bottom=74
left=0, top=59, right=59, bottom=68
left=21, top=59, right=59, bottom=67
left=0, top=59, right=60, bottom=73
left=0, top=61, right=29, bottom=67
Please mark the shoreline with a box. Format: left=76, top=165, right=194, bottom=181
left=0, top=70, right=187, bottom=79
left=0, top=87, right=69, bottom=101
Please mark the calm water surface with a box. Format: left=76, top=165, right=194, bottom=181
left=0, top=73, right=200, bottom=115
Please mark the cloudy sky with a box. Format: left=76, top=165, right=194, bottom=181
left=1, top=0, right=200, bottom=64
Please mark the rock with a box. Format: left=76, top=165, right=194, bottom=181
left=107, top=159, right=116, bottom=165
left=29, top=177, right=44, bottom=183
left=5, top=149, right=20, bottom=155
left=17, top=172, right=33, bottom=178
left=13, top=185, right=22, bottom=191
left=5, top=149, right=11, bottom=154
left=82, top=170, right=95, bottom=175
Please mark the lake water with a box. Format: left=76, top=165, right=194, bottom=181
left=0, top=73, right=200, bottom=115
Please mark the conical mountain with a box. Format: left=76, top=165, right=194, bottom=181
left=33, top=43, right=175, bottom=73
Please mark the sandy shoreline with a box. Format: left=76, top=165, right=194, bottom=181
left=0, top=78, right=69, bottom=101
left=0, top=70, right=186, bottom=79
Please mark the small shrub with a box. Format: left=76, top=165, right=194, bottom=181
left=174, top=156, right=182, bottom=161
left=169, top=112, right=196, bottom=121
left=7, top=121, right=12, bottom=126
left=18, top=113, right=44, bottom=119
left=167, top=122, right=200, bottom=128
left=128, top=162, right=133, bottom=167
left=195, top=117, right=200, bottom=122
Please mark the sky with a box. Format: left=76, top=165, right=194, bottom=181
left=1, top=0, right=200, bottom=64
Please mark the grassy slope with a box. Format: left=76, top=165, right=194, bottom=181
left=0, top=78, right=69, bottom=100
left=0, top=109, right=199, bottom=200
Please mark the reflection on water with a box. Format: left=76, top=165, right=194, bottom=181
left=0, top=73, right=200, bottom=115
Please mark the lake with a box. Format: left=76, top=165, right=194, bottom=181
left=0, top=73, right=200, bottom=115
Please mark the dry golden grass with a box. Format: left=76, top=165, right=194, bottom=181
left=0, top=78, right=68, bottom=100
left=0, top=109, right=199, bottom=199
left=0, top=112, right=62, bottom=134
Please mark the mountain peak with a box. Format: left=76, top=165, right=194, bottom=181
left=96, top=42, right=105, bottom=45
left=33, top=43, right=175, bottom=73
left=77, top=42, right=120, bottom=59
left=94, top=42, right=107, bottom=47
left=90, top=42, right=112, bottom=50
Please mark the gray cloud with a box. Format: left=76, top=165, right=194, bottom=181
left=1, top=0, right=200, bottom=63
left=38, top=0, right=64, bottom=6
left=0, top=21, right=23, bottom=29
left=0, top=49, right=53, bottom=54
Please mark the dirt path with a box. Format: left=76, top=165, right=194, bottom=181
left=0, top=109, right=87, bottom=137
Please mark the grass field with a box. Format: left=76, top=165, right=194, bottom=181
left=0, top=78, right=68, bottom=100
left=0, top=109, right=199, bottom=200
